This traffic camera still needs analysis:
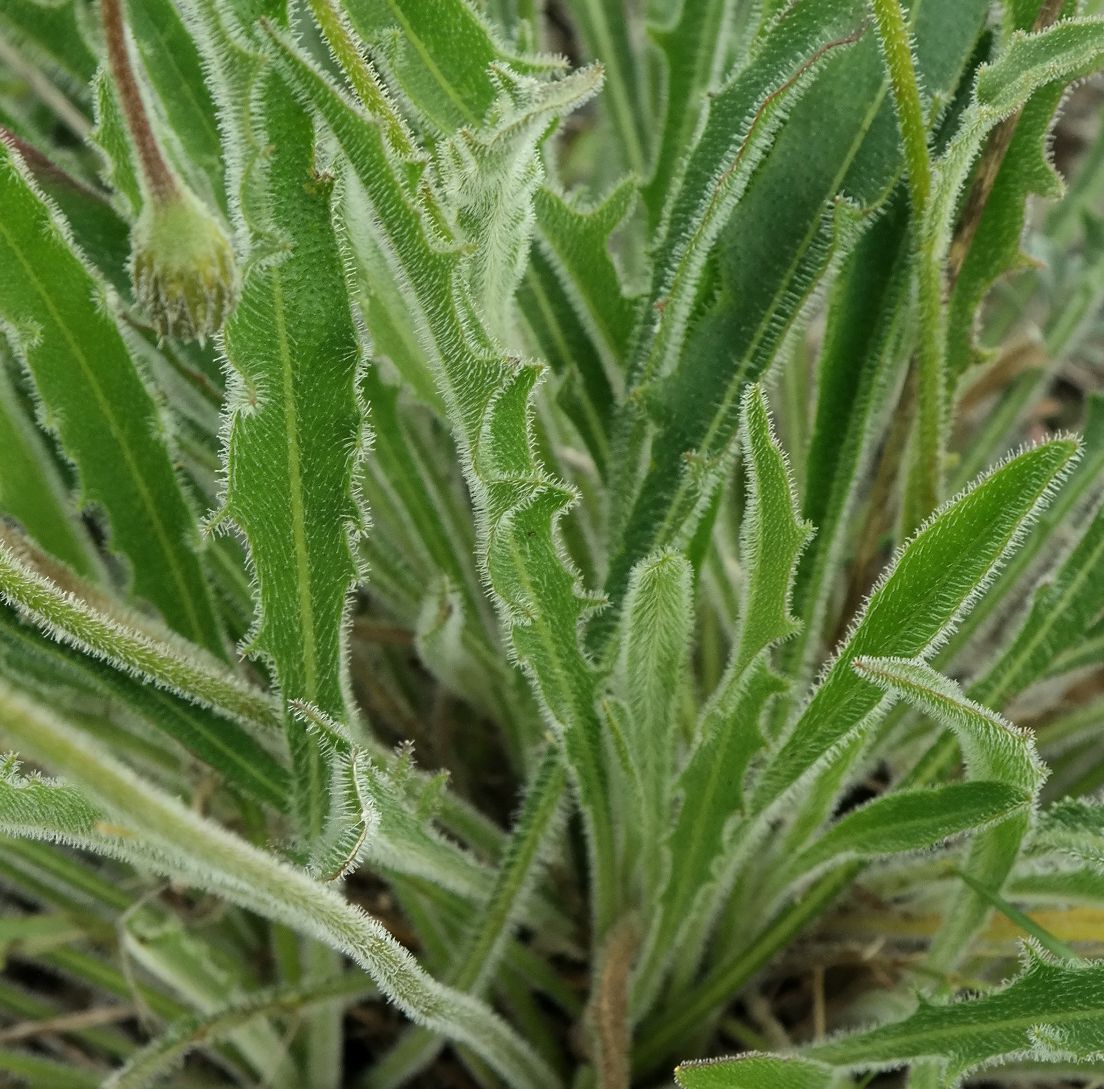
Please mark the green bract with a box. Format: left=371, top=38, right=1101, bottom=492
left=0, top=1, right=1102, bottom=1087
left=130, top=189, right=238, bottom=343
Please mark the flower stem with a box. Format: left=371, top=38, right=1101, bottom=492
left=99, top=0, right=178, bottom=203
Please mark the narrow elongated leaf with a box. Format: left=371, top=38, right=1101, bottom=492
left=642, top=0, right=738, bottom=224
left=567, top=0, right=651, bottom=175
left=938, top=391, right=1104, bottom=668
left=1031, top=798, right=1104, bottom=868
left=624, top=0, right=865, bottom=396
left=730, top=385, right=814, bottom=673
left=435, top=64, right=602, bottom=338
left=851, top=657, right=1045, bottom=793
left=0, top=604, right=289, bottom=811
left=975, top=508, right=1104, bottom=705
left=928, top=18, right=1104, bottom=293
left=0, top=141, right=222, bottom=650
left=0, top=683, right=559, bottom=1089
left=751, top=439, right=1076, bottom=810
left=945, top=40, right=1066, bottom=381
left=266, top=28, right=619, bottom=930
left=0, top=541, right=280, bottom=732
left=533, top=181, right=637, bottom=371
left=634, top=387, right=807, bottom=1007
left=0, top=364, right=98, bottom=578
left=341, top=0, right=558, bottom=134
left=218, top=72, right=365, bottom=721
left=603, top=0, right=990, bottom=613
left=516, top=246, right=614, bottom=475
left=0, top=0, right=98, bottom=95
left=788, top=198, right=912, bottom=678
left=676, top=1055, right=833, bottom=1089
left=367, top=746, right=566, bottom=1089
left=616, top=547, right=692, bottom=895
left=679, top=950, right=1104, bottom=1084
left=792, top=781, right=1030, bottom=872
left=105, top=974, right=376, bottom=1089
left=808, top=946, right=1104, bottom=1078
left=852, top=655, right=1045, bottom=968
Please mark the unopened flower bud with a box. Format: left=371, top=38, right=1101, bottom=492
left=130, top=189, right=238, bottom=343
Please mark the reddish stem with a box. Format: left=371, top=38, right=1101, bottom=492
left=99, top=0, right=178, bottom=202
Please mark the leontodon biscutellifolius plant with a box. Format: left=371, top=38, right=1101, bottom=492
left=0, top=0, right=1103, bottom=1086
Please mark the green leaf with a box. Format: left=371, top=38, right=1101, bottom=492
left=603, top=0, right=990, bottom=614
left=616, top=547, right=693, bottom=894
left=532, top=180, right=638, bottom=372
left=851, top=655, right=1045, bottom=969
left=218, top=71, right=366, bottom=721
left=620, top=547, right=692, bottom=796
left=340, top=0, right=558, bottom=132
left=788, top=198, right=913, bottom=679
left=1031, top=798, right=1104, bottom=869
left=806, top=946, right=1104, bottom=1079
left=634, top=386, right=811, bottom=1005
left=104, top=974, right=376, bottom=1089
left=937, top=391, right=1104, bottom=670
left=0, top=603, right=289, bottom=812
left=0, top=682, right=559, bottom=1089
left=0, top=363, right=99, bottom=578
left=633, top=656, right=785, bottom=1013
left=0, top=0, right=99, bottom=94
left=928, top=18, right=1104, bottom=296
left=792, top=781, right=1031, bottom=873
left=626, top=0, right=866, bottom=397
left=0, top=541, right=280, bottom=734
left=730, top=384, right=814, bottom=674
left=366, top=745, right=566, bottom=1088
left=436, top=63, right=603, bottom=337
left=850, top=657, right=1045, bottom=794
left=676, top=1055, right=834, bottom=1089
left=953, top=868, right=1081, bottom=962
left=679, top=951, right=1104, bottom=1085
left=516, top=245, right=614, bottom=475
left=975, top=507, right=1104, bottom=706
left=0, top=141, right=223, bottom=650
left=751, top=438, right=1076, bottom=810
left=945, top=70, right=1066, bottom=381
left=642, top=0, right=738, bottom=225
left=266, top=26, right=620, bottom=930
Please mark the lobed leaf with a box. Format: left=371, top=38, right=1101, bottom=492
left=730, top=385, right=814, bottom=674
left=218, top=72, right=366, bottom=722
left=265, top=24, right=620, bottom=928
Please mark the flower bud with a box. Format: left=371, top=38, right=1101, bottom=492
left=130, top=189, right=238, bottom=343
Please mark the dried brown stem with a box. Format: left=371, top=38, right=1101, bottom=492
left=589, top=915, right=638, bottom=1089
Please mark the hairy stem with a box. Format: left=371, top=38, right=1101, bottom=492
left=99, top=0, right=178, bottom=202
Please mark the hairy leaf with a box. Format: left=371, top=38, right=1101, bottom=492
left=0, top=682, right=559, bottom=1089
left=0, top=141, right=222, bottom=650
left=752, top=439, right=1075, bottom=810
